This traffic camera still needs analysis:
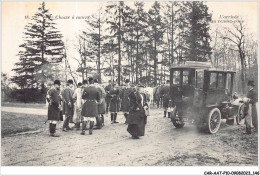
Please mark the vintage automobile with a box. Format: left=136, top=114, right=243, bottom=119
left=170, top=61, right=240, bottom=134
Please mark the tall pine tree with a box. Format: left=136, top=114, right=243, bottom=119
left=183, top=1, right=212, bottom=62
left=12, top=2, right=64, bottom=91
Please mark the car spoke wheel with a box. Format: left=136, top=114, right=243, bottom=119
left=171, top=107, right=185, bottom=128
left=206, top=108, right=221, bottom=134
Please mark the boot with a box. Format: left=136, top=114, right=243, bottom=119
left=124, top=113, right=128, bottom=124
left=101, top=114, right=104, bottom=126
left=49, top=123, right=52, bottom=135
left=63, top=116, right=71, bottom=131
left=111, top=113, right=114, bottom=124
left=168, top=112, right=171, bottom=118
left=80, top=121, right=87, bottom=135
left=75, top=122, right=80, bottom=130
left=89, top=121, right=94, bottom=135
left=95, top=117, right=99, bottom=127
left=164, top=111, right=166, bottom=117
left=51, top=124, right=59, bottom=137
left=114, top=113, right=119, bottom=123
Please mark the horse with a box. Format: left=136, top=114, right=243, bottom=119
left=153, top=85, right=163, bottom=108
left=143, top=87, right=154, bottom=106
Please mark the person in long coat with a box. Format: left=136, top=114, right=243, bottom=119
left=109, top=84, right=120, bottom=124
left=94, top=79, right=106, bottom=128
left=62, top=79, right=75, bottom=131
left=81, top=78, right=100, bottom=135
left=105, top=80, right=113, bottom=114
left=120, top=79, right=133, bottom=124
left=127, top=84, right=148, bottom=139
left=161, top=80, right=171, bottom=118
left=73, top=82, right=83, bottom=130
left=47, top=80, right=62, bottom=137
left=244, top=80, right=258, bottom=134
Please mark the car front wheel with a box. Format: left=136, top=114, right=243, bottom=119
left=206, top=108, right=221, bottom=134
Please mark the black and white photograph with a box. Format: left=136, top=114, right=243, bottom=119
left=1, top=1, right=259, bottom=175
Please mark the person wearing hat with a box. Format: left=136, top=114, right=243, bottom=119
left=244, top=80, right=258, bottom=134
left=94, top=79, right=106, bottom=128
left=46, top=80, right=61, bottom=137
left=105, top=80, right=113, bottom=114
left=109, top=83, right=120, bottom=124
left=62, top=79, right=75, bottom=131
left=126, top=84, right=148, bottom=139
left=120, top=79, right=133, bottom=124
left=81, top=77, right=100, bottom=135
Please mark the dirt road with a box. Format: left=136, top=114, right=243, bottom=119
left=1, top=108, right=258, bottom=166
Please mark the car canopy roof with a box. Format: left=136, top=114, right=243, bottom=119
left=170, top=61, right=236, bottom=73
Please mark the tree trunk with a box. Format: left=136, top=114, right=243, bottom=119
left=154, top=40, right=158, bottom=85
left=98, top=11, right=102, bottom=83
left=117, top=4, right=122, bottom=86
left=238, top=45, right=246, bottom=94
left=136, top=30, right=139, bottom=84
left=171, top=2, right=174, bottom=64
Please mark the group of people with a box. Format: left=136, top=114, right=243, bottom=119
left=46, top=77, right=258, bottom=138
left=46, top=78, right=149, bottom=139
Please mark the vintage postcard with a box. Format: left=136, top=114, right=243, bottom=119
left=1, top=1, right=259, bottom=175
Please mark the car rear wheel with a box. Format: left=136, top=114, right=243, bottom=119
left=206, top=108, right=221, bottom=134
left=171, top=107, right=185, bottom=128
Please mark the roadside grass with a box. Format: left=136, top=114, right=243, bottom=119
left=1, top=102, right=47, bottom=109
left=1, top=112, right=46, bottom=137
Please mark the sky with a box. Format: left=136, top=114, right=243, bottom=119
left=1, top=1, right=258, bottom=77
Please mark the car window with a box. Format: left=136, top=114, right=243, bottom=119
left=183, top=71, right=189, bottom=84
left=218, top=73, right=225, bottom=89
left=172, top=70, right=180, bottom=85
left=226, top=73, right=232, bottom=94
left=196, top=71, right=204, bottom=89
left=209, top=73, right=217, bottom=89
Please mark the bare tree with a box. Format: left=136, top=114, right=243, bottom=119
left=223, top=20, right=247, bottom=94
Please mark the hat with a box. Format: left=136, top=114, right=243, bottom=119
left=77, top=82, right=82, bottom=87
left=82, top=79, right=88, bottom=85
left=248, top=80, right=255, bottom=87
left=88, top=77, right=94, bottom=83
left=54, top=80, right=61, bottom=86
left=94, top=79, right=98, bottom=83
left=125, top=79, right=130, bottom=83
left=67, top=79, right=73, bottom=84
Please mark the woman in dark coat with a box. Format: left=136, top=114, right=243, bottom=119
left=109, top=85, right=120, bottom=124
left=47, top=80, right=61, bottom=137
left=127, top=84, right=148, bottom=139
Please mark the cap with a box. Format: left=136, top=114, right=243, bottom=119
left=67, top=79, right=73, bottom=84
left=54, top=80, right=61, bottom=86
left=248, top=80, right=255, bottom=87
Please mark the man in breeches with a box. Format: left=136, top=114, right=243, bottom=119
left=81, top=78, right=100, bottom=135
left=47, top=80, right=62, bottom=137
